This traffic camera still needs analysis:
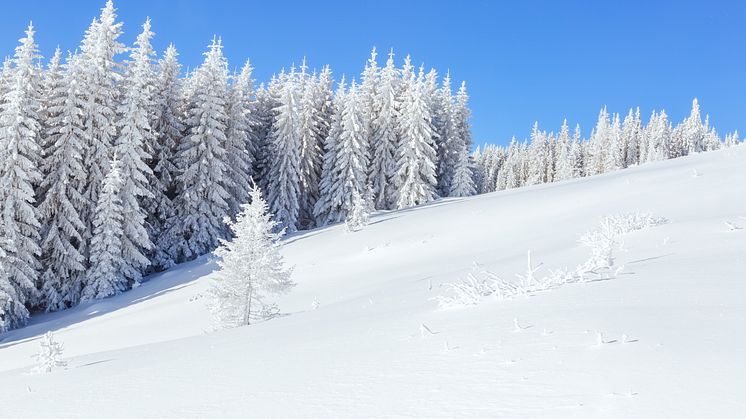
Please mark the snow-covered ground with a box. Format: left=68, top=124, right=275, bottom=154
left=1, top=146, right=745, bottom=418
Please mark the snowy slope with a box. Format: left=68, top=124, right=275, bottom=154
left=1, top=146, right=745, bottom=418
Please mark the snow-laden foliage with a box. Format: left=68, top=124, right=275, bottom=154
left=166, top=38, right=231, bottom=263
left=0, top=23, right=44, bottom=324
left=435, top=213, right=667, bottom=309
left=82, top=159, right=126, bottom=301
left=33, top=331, right=67, bottom=373
left=208, top=185, right=294, bottom=329
left=345, top=189, right=371, bottom=232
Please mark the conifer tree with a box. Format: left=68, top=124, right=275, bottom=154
left=314, top=78, right=346, bottom=226
left=38, top=52, right=88, bottom=310
left=79, top=1, right=125, bottom=254
left=394, top=56, right=437, bottom=208
left=208, top=184, right=293, bottom=329
left=0, top=23, right=44, bottom=317
left=82, top=158, right=126, bottom=301
left=449, top=143, right=476, bottom=197
left=368, top=50, right=399, bottom=210
left=435, top=72, right=459, bottom=196
left=149, top=44, right=184, bottom=270
left=267, top=69, right=304, bottom=233
left=224, top=59, right=257, bottom=217
left=167, top=38, right=232, bottom=262
left=115, top=19, right=158, bottom=284
left=296, top=62, right=323, bottom=228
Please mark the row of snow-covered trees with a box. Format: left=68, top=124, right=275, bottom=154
left=0, top=1, right=475, bottom=331
left=473, top=99, right=741, bottom=194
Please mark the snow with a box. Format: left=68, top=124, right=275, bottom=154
left=1, top=146, right=745, bottom=417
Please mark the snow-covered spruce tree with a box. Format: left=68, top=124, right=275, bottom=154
left=224, top=59, right=256, bottom=218
left=166, top=38, right=231, bottom=262
left=313, top=77, right=346, bottom=226
left=435, top=72, right=459, bottom=196
left=0, top=223, right=27, bottom=332
left=604, top=112, right=624, bottom=172
left=345, top=189, right=371, bottom=232
left=316, top=80, right=369, bottom=225
left=79, top=0, right=125, bottom=255
left=82, top=158, right=126, bottom=301
left=394, top=56, right=437, bottom=209
left=38, top=52, right=88, bottom=310
left=267, top=68, right=304, bottom=233
left=553, top=119, right=574, bottom=181
left=33, top=331, right=67, bottom=373
left=208, top=184, right=293, bottom=329
left=115, top=19, right=158, bottom=285
left=586, top=107, right=610, bottom=176
left=685, top=98, right=706, bottom=155
left=570, top=124, right=584, bottom=178
left=253, top=79, right=281, bottom=193
left=149, top=44, right=184, bottom=270
left=622, top=107, right=642, bottom=167
left=453, top=81, right=473, bottom=150
left=296, top=62, right=323, bottom=229
left=368, top=50, right=399, bottom=210
left=526, top=122, right=549, bottom=185
left=0, top=23, right=44, bottom=319
left=449, top=143, right=476, bottom=197
left=645, top=110, right=671, bottom=162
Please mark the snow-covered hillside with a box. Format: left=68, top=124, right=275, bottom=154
left=1, top=146, right=745, bottom=418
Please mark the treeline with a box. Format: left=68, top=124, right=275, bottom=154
left=473, top=100, right=740, bottom=193
left=0, top=1, right=474, bottom=331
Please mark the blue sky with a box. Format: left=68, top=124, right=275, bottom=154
left=0, top=0, right=743, bottom=146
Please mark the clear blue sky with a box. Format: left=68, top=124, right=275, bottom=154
left=0, top=0, right=743, bottom=146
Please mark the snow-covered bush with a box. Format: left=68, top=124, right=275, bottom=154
left=577, top=212, right=667, bottom=280
left=436, top=212, right=667, bottom=309
left=33, top=332, right=67, bottom=373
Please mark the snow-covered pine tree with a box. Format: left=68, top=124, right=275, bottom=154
left=359, top=47, right=379, bottom=158
left=724, top=130, right=739, bottom=148
left=526, top=122, right=549, bottom=185
left=149, top=44, right=184, bottom=270
left=368, top=50, right=399, bottom=210
left=553, top=119, right=574, bottom=181
left=253, top=78, right=281, bottom=193
left=314, top=77, right=346, bottom=226
left=587, top=107, right=610, bottom=176
left=115, top=19, right=158, bottom=285
left=449, top=142, right=476, bottom=197
left=224, top=59, right=256, bottom=218
left=345, top=188, right=371, bottom=232
left=296, top=62, right=323, bottom=229
left=324, top=80, right=369, bottom=224
left=33, top=331, right=67, bottom=373
left=646, top=110, right=671, bottom=162
left=0, top=23, right=44, bottom=319
left=604, top=112, right=624, bottom=172
left=0, top=222, right=27, bottom=332
left=82, top=158, right=126, bottom=301
left=166, top=37, right=232, bottom=262
left=208, top=184, right=293, bottom=329
left=622, top=107, right=643, bottom=167
left=267, top=68, right=304, bottom=233
left=79, top=1, right=125, bottom=256
left=38, top=52, right=88, bottom=311
left=683, top=98, right=705, bottom=155
left=435, top=72, right=459, bottom=196
left=570, top=124, right=584, bottom=178
left=394, top=55, right=437, bottom=209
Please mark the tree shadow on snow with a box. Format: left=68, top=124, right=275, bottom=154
left=0, top=255, right=218, bottom=349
